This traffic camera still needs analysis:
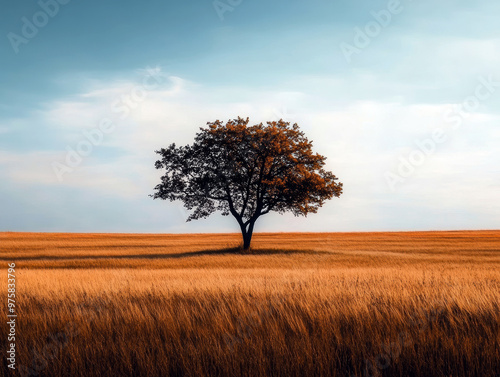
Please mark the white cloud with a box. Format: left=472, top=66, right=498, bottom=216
left=1, top=65, right=499, bottom=231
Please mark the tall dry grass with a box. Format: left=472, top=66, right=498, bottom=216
left=0, top=231, right=499, bottom=376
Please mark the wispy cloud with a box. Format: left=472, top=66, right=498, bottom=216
left=1, top=67, right=498, bottom=232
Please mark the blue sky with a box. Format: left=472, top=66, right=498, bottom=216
left=0, top=0, right=499, bottom=233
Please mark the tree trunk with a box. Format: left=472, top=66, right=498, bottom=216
left=240, top=221, right=255, bottom=251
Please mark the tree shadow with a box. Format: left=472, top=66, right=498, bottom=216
left=3, top=247, right=331, bottom=262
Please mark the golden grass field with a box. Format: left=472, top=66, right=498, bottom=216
left=1, top=231, right=499, bottom=377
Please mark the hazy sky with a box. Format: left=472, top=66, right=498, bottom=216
left=1, top=0, right=499, bottom=233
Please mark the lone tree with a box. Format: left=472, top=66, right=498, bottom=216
left=152, top=117, right=343, bottom=250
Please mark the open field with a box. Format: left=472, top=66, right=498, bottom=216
left=1, top=231, right=499, bottom=377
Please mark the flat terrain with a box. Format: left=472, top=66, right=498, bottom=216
left=1, top=231, right=499, bottom=377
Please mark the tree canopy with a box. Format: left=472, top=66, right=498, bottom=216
left=152, top=117, right=343, bottom=249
